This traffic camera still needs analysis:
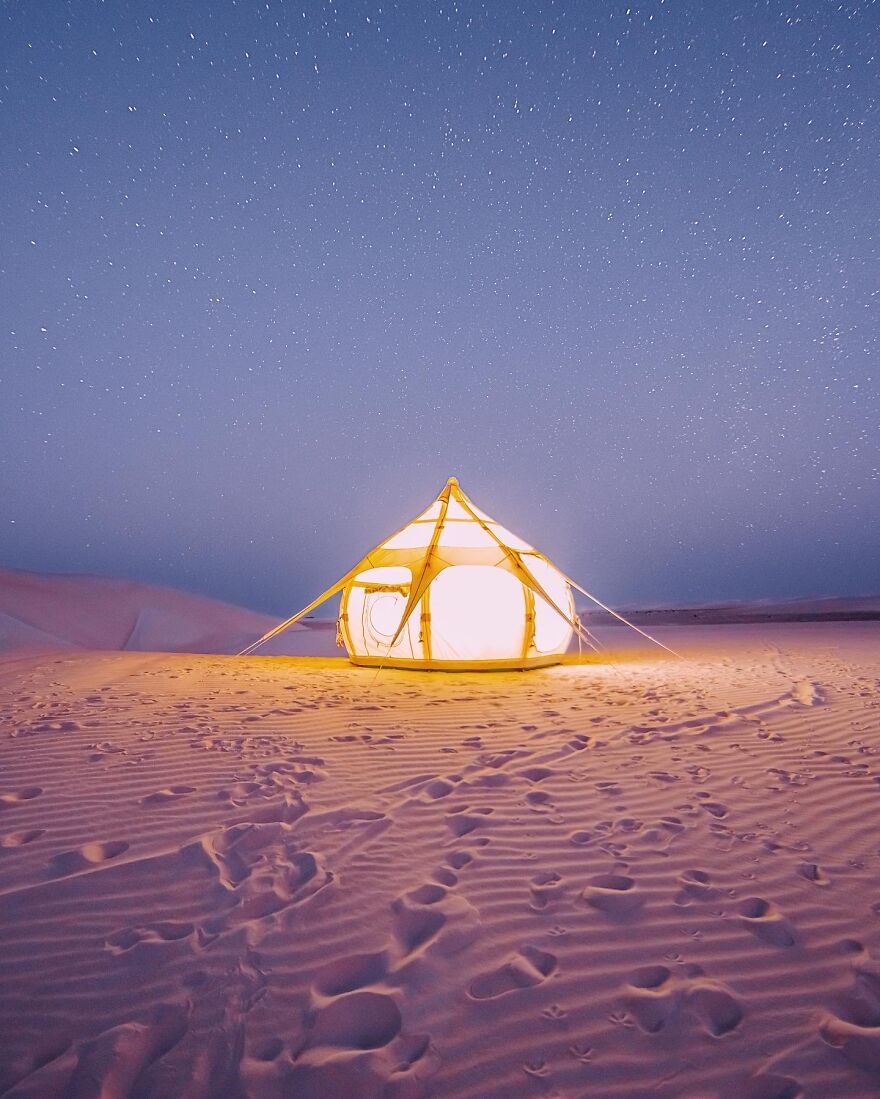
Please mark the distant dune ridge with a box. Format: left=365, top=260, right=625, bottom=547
left=0, top=567, right=336, bottom=656
left=584, top=595, right=880, bottom=627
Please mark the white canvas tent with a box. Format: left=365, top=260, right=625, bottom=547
left=241, top=477, right=675, bottom=670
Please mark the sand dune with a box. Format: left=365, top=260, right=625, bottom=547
left=1, top=623, right=879, bottom=1096
left=0, top=611, right=74, bottom=654
left=0, top=568, right=325, bottom=655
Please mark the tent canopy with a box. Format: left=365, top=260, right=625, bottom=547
left=240, top=477, right=678, bottom=668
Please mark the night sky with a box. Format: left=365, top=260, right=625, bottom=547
left=2, top=1, right=877, bottom=616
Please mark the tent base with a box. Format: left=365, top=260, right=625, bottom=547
left=347, top=653, right=564, bottom=672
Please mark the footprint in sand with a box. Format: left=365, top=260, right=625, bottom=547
left=525, top=790, right=554, bottom=810
left=139, top=785, right=196, bottom=806
left=445, top=807, right=493, bottom=838
left=312, top=951, right=391, bottom=998
left=48, top=840, right=129, bottom=878
left=798, top=862, right=830, bottom=886
left=688, top=982, right=746, bottom=1036
left=696, top=794, right=728, bottom=819
left=820, top=999, right=880, bottom=1072
left=623, top=963, right=743, bottom=1036
left=518, top=766, right=556, bottom=784
left=29, top=719, right=82, bottom=733
left=309, top=990, right=402, bottom=1049
left=422, top=778, right=457, bottom=800
left=0, top=787, right=43, bottom=810
left=293, top=996, right=434, bottom=1096
left=468, top=771, right=511, bottom=790
left=530, top=870, right=564, bottom=910
left=391, top=881, right=482, bottom=958
left=623, top=966, right=678, bottom=1033
left=724, top=1072, right=803, bottom=1098
left=256, top=757, right=326, bottom=785
left=522, top=1055, right=550, bottom=1078
left=674, top=869, right=719, bottom=906
left=297, top=910, right=441, bottom=1094
left=468, top=945, right=558, bottom=1000
left=405, top=883, right=448, bottom=905
left=87, top=742, right=126, bottom=761
left=814, top=950, right=880, bottom=1074
left=220, top=780, right=263, bottom=803
left=0, top=828, right=45, bottom=847
left=447, top=850, right=473, bottom=870
left=106, top=921, right=195, bottom=954
left=736, top=897, right=797, bottom=947
left=582, top=873, right=643, bottom=916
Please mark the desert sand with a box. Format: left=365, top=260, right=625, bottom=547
left=1, top=621, right=880, bottom=1098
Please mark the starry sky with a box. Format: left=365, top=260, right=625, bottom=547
left=2, top=1, right=877, bottom=615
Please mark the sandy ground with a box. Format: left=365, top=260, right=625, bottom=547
left=1, top=623, right=879, bottom=1098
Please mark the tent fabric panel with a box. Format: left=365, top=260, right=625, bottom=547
left=367, top=545, right=509, bottom=570
left=381, top=523, right=435, bottom=550
left=352, top=566, right=411, bottom=585
left=525, top=554, right=575, bottom=654
left=488, top=522, right=535, bottom=553
left=413, top=500, right=443, bottom=522
left=464, top=500, right=495, bottom=522
left=443, top=495, right=480, bottom=521
left=436, top=522, right=500, bottom=549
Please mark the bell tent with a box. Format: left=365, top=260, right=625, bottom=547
left=240, top=477, right=673, bottom=670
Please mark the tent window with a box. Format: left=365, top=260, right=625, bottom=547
left=367, top=592, right=407, bottom=639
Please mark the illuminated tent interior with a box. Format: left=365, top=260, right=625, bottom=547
left=241, top=478, right=675, bottom=671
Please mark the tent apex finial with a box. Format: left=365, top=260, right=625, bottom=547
left=446, top=475, right=459, bottom=487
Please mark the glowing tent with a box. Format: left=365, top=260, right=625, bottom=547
left=240, top=477, right=674, bottom=670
